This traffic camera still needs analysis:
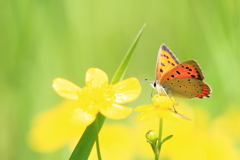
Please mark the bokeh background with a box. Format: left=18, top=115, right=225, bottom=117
left=1, top=0, right=240, bottom=160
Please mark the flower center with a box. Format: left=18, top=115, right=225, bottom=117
left=78, top=84, right=115, bottom=110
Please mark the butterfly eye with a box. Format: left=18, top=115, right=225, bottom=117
left=150, top=81, right=157, bottom=89
left=154, top=82, right=157, bottom=87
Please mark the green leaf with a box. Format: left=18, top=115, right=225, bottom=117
left=161, top=135, right=173, bottom=145
left=111, top=24, right=146, bottom=84
left=69, top=24, right=146, bottom=160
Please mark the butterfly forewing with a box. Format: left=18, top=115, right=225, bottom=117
left=160, top=60, right=204, bottom=84
left=162, top=78, right=211, bottom=99
left=156, top=44, right=180, bottom=80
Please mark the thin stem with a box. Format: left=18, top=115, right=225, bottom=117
left=96, top=118, right=102, bottom=160
left=153, top=118, right=164, bottom=160
left=157, top=118, right=164, bottom=157
left=96, top=136, right=102, bottom=160
left=155, top=152, right=159, bottom=160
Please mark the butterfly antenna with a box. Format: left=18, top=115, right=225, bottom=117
left=141, top=79, right=153, bottom=83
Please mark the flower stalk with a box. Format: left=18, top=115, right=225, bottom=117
left=156, top=117, right=163, bottom=159
left=96, top=118, right=102, bottom=160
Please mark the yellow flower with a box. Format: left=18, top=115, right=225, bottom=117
left=28, top=101, right=135, bottom=154
left=52, top=68, right=141, bottom=125
left=28, top=67, right=141, bottom=152
left=28, top=101, right=86, bottom=152
left=134, top=94, right=190, bottom=121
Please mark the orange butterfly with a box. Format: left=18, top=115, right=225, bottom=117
left=151, top=44, right=211, bottom=99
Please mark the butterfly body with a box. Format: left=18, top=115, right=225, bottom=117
left=151, top=44, right=211, bottom=99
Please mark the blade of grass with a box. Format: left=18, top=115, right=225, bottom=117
left=69, top=24, right=146, bottom=160
left=111, top=24, right=146, bottom=84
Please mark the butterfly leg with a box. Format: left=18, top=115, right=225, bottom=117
left=172, top=103, right=177, bottom=113
left=160, top=87, right=178, bottom=113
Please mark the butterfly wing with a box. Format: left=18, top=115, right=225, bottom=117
left=160, top=60, right=204, bottom=83
left=156, top=44, right=180, bottom=81
left=160, top=60, right=211, bottom=98
left=162, top=78, right=211, bottom=99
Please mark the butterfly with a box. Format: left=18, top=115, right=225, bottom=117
left=151, top=44, right=211, bottom=99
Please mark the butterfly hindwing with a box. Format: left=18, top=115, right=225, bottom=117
left=156, top=44, right=180, bottom=81
left=162, top=78, right=211, bottom=99
left=160, top=60, right=204, bottom=84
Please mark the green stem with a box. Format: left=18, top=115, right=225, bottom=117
left=69, top=114, right=105, bottom=160
left=96, top=118, right=102, bottom=160
left=158, top=118, right=163, bottom=149
left=156, top=118, right=164, bottom=160
left=96, top=135, right=102, bottom=160
left=155, top=151, right=159, bottom=160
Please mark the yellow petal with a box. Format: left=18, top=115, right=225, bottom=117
left=152, top=94, right=174, bottom=108
left=134, top=104, right=155, bottom=112
left=28, top=101, right=86, bottom=152
left=99, top=103, right=132, bottom=119
left=85, top=68, right=108, bottom=88
left=52, top=78, right=81, bottom=100
left=70, top=107, right=98, bottom=126
left=112, top=77, right=141, bottom=104
left=136, top=110, right=158, bottom=121
left=173, top=112, right=191, bottom=121
left=157, top=109, right=191, bottom=122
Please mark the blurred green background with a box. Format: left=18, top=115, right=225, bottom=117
left=1, top=0, right=240, bottom=159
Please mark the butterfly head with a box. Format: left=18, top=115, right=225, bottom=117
left=150, top=80, right=170, bottom=97
left=150, top=81, right=157, bottom=90
left=150, top=80, right=164, bottom=92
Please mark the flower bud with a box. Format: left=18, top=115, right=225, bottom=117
left=145, top=130, right=158, bottom=142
